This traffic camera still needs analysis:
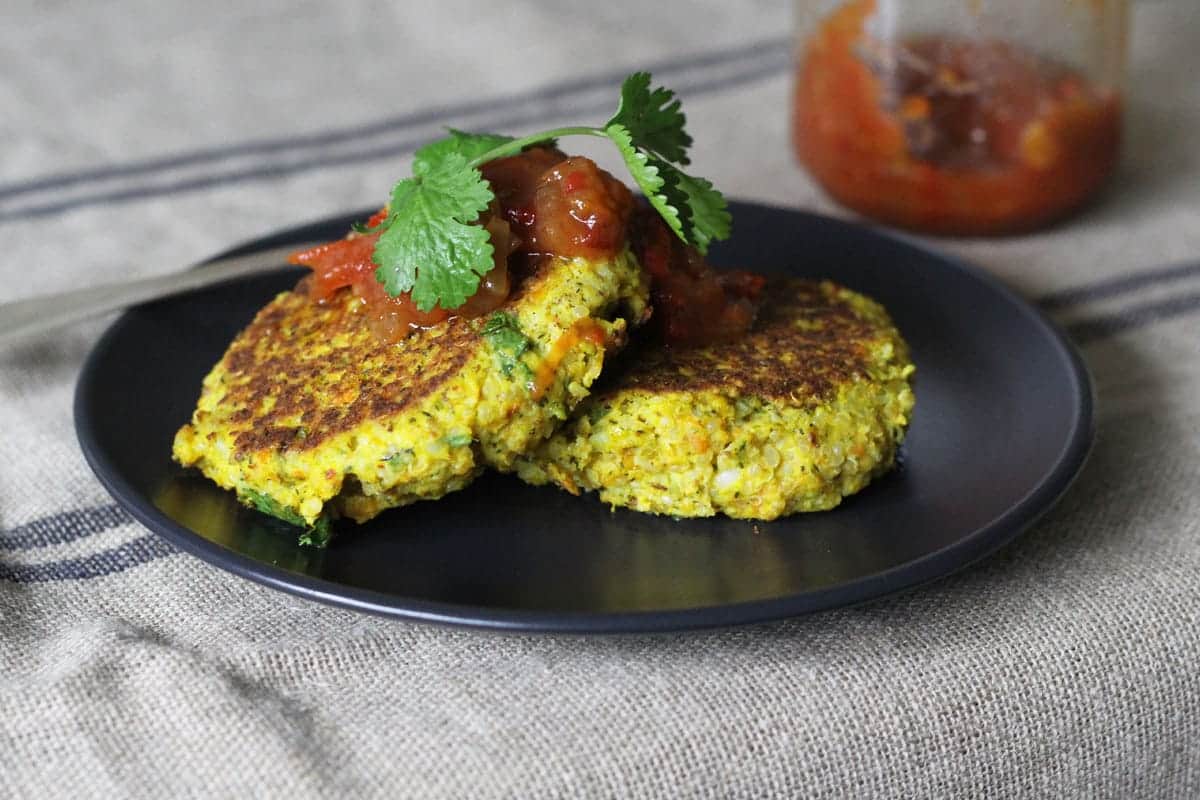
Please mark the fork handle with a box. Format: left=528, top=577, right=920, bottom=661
left=0, top=242, right=318, bottom=347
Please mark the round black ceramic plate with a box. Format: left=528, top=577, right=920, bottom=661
left=75, top=203, right=1092, bottom=633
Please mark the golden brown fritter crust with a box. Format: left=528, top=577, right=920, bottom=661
left=222, top=292, right=474, bottom=455
left=599, top=278, right=878, bottom=404
left=217, top=257, right=566, bottom=457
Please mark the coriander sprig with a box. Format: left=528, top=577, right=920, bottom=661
left=368, top=72, right=731, bottom=312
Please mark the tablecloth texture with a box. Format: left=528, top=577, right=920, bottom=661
left=3, top=1, right=1198, bottom=797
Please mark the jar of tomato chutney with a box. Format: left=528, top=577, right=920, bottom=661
left=792, top=0, right=1128, bottom=235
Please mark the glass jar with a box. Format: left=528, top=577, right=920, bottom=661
left=792, top=0, right=1128, bottom=235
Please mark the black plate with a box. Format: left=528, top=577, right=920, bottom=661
left=75, top=203, right=1092, bottom=633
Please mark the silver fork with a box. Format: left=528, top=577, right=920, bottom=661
left=0, top=242, right=319, bottom=347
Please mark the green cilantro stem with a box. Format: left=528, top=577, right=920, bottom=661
left=464, top=126, right=606, bottom=169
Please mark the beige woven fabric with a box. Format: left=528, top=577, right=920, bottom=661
left=2, top=1, right=1199, bottom=797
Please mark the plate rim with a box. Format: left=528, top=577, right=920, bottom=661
left=74, top=202, right=1094, bottom=633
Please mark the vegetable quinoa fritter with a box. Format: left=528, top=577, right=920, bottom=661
left=172, top=249, right=648, bottom=544
left=516, top=279, right=915, bottom=520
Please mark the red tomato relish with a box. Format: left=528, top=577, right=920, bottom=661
left=630, top=205, right=765, bottom=346
left=793, top=0, right=1122, bottom=235
left=290, top=147, right=761, bottom=345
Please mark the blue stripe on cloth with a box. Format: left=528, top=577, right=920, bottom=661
left=0, top=504, right=133, bottom=551
left=1041, top=261, right=1200, bottom=310
left=1064, top=291, right=1200, bottom=343
left=0, top=54, right=788, bottom=223
left=0, top=40, right=789, bottom=223
left=0, top=37, right=787, bottom=202
left=0, top=534, right=178, bottom=584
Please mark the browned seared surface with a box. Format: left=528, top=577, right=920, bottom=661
left=602, top=279, right=877, bottom=404
left=222, top=289, right=478, bottom=455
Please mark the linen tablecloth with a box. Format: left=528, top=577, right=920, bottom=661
left=3, top=1, right=1198, bottom=796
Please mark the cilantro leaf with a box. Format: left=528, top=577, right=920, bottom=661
left=240, top=489, right=333, bottom=547
left=444, top=432, right=473, bottom=447
left=482, top=311, right=533, bottom=379
left=372, top=152, right=495, bottom=311
left=414, top=128, right=514, bottom=173
left=606, top=123, right=686, bottom=243
left=350, top=130, right=513, bottom=237
left=297, top=518, right=333, bottom=548
left=606, top=71, right=692, bottom=165
left=242, top=488, right=307, bottom=527
left=606, top=124, right=727, bottom=254
left=657, top=161, right=731, bottom=254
